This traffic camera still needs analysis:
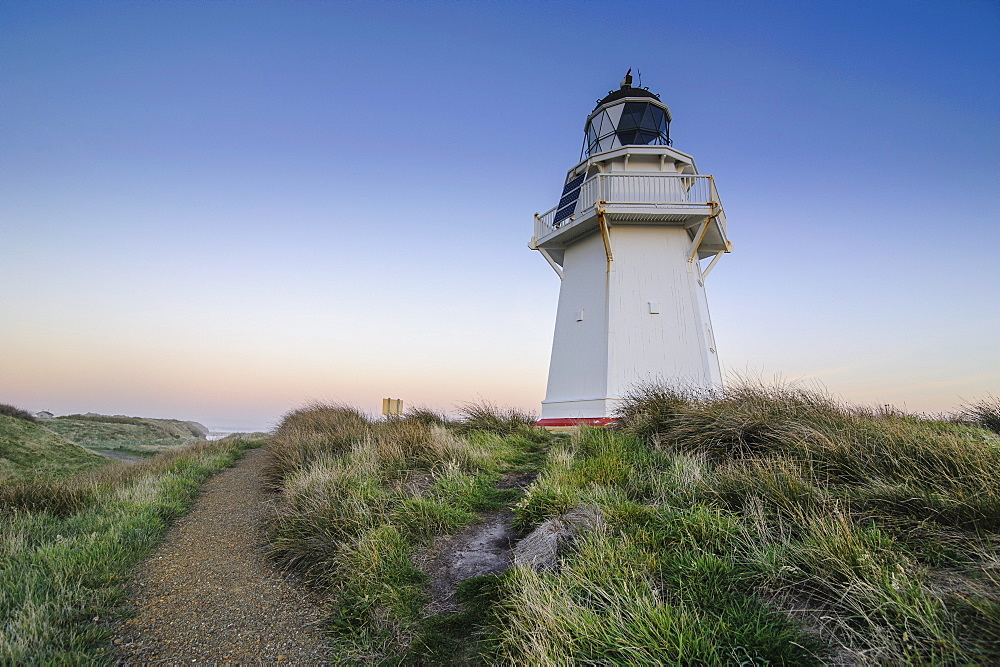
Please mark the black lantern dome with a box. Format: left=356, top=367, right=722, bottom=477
left=583, top=70, right=672, bottom=158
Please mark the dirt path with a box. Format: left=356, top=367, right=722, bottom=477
left=417, top=509, right=520, bottom=614
left=112, top=446, right=329, bottom=664
left=416, top=472, right=537, bottom=614
left=88, top=449, right=146, bottom=463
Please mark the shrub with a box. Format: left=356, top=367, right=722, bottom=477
left=0, top=404, right=37, bottom=423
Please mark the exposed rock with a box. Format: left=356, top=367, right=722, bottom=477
left=513, top=505, right=604, bottom=572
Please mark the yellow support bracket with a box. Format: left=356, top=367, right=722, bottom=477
left=597, top=204, right=613, bottom=265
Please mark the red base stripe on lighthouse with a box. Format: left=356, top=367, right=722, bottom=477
left=535, top=417, right=617, bottom=427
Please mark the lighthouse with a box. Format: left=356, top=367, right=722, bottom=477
left=531, top=72, right=732, bottom=428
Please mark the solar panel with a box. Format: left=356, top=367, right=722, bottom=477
left=553, top=173, right=586, bottom=225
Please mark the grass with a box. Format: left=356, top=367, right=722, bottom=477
left=0, top=414, right=108, bottom=480
left=266, top=402, right=548, bottom=662
left=0, top=435, right=262, bottom=663
left=501, top=382, right=999, bottom=663
left=403, top=573, right=510, bottom=663
left=266, top=386, right=998, bottom=663
left=453, top=400, right=541, bottom=438
left=0, top=403, right=38, bottom=423
left=502, top=427, right=820, bottom=664
left=42, top=414, right=208, bottom=455
left=20, top=384, right=974, bottom=664
left=959, top=395, right=1000, bottom=435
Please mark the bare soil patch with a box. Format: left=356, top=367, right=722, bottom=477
left=417, top=509, right=522, bottom=614
left=416, top=472, right=537, bottom=614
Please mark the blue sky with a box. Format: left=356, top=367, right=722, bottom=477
left=2, top=0, right=997, bottom=431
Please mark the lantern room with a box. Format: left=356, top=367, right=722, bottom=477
left=582, top=70, right=672, bottom=158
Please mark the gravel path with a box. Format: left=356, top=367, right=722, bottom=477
left=112, top=446, right=330, bottom=664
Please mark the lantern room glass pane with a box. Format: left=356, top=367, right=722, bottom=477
left=640, top=105, right=653, bottom=127
left=616, top=130, right=639, bottom=145
left=650, top=106, right=665, bottom=128
left=617, top=111, right=639, bottom=132
left=622, top=101, right=647, bottom=117
left=585, top=100, right=671, bottom=156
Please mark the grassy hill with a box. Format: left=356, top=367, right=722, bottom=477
left=264, top=390, right=1000, bottom=664
left=42, top=414, right=208, bottom=456
left=0, top=413, right=107, bottom=480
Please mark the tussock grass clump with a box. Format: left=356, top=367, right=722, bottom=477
left=960, top=395, right=1000, bottom=434
left=266, top=401, right=546, bottom=661
left=0, top=404, right=37, bottom=422
left=505, top=384, right=1000, bottom=663
left=265, top=402, right=369, bottom=485
left=401, top=406, right=452, bottom=427
left=455, top=400, right=542, bottom=439
left=616, top=382, right=1000, bottom=530
left=0, top=478, right=98, bottom=517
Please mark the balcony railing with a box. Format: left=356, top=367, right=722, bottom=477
left=535, top=173, right=722, bottom=241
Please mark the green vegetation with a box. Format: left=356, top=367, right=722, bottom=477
left=452, top=400, right=539, bottom=437
left=266, top=402, right=546, bottom=662
left=959, top=395, right=1000, bottom=435
left=7, top=388, right=990, bottom=663
left=0, top=436, right=262, bottom=663
left=519, top=383, right=997, bottom=663
left=0, top=403, right=38, bottom=423
left=0, top=414, right=107, bottom=480
left=506, top=425, right=820, bottom=664
left=44, top=413, right=208, bottom=456
left=269, top=387, right=1000, bottom=664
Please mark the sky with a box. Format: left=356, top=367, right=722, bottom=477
left=2, top=0, right=997, bottom=432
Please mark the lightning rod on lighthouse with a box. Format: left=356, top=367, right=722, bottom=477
left=531, top=73, right=732, bottom=428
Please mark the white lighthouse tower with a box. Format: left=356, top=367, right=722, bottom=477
left=532, top=72, right=732, bottom=428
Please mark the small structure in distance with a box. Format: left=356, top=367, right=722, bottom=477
left=382, top=398, right=404, bottom=418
